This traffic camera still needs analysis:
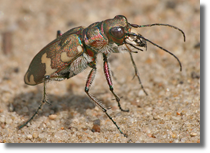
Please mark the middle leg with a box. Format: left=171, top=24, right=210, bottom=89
left=84, top=67, right=127, bottom=137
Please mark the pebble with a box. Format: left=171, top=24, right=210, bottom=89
left=33, top=133, right=38, bottom=138
left=91, top=124, right=100, bottom=133
left=190, top=132, right=197, bottom=137
left=49, top=114, right=57, bottom=120
left=172, top=134, right=177, bottom=138
left=91, top=119, right=101, bottom=132
left=171, top=116, right=181, bottom=120
left=27, top=134, right=33, bottom=139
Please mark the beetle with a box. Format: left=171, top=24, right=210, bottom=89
left=19, top=15, right=185, bottom=137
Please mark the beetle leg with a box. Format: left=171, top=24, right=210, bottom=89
left=18, top=76, right=49, bottom=129
left=125, top=44, right=148, bottom=96
left=103, top=54, right=129, bottom=112
left=56, top=30, right=62, bottom=38
left=85, top=68, right=127, bottom=137
left=128, top=51, right=148, bottom=96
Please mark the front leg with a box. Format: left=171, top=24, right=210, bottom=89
left=103, top=54, right=129, bottom=112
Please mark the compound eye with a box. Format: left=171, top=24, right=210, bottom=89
left=110, top=27, right=125, bottom=38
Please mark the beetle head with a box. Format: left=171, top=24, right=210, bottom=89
left=103, top=15, right=131, bottom=45
left=103, top=15, right=147, bottom=52
left=104, top=15, right=186, bottom=71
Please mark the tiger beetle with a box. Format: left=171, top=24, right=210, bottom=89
left=20, top=15, right=185, bottom=137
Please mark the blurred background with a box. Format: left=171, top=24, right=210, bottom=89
left=0, top=0, right=200, bottom=143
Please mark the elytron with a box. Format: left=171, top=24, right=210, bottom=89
left=19, top=15, right=185, bottom=137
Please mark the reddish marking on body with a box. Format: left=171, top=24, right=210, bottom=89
left=86, top=48, right=95, bottom=57
left=104, top=61, right=112, bottom=86
left=90, top=40, right=107, bottom=48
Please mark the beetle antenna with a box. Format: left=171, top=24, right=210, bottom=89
left=129, top=23, right=186, bottom=42
left=126, top=33, right=182, bottom=71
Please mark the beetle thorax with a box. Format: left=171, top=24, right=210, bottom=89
left=83, top=22, right=108, bottom=53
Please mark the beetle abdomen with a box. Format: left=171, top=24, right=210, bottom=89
left=24, top=29, right=85, bottom=85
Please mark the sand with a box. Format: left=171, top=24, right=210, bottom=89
left=0, top=0, right=200, bottom=143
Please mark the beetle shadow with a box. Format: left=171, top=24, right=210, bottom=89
left=12, top=86, right=95, bottom=129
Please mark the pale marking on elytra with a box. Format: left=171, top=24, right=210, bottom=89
left=24, top=72, right=36, bottom=85
left=41, top=53, right=57, bottom=75
left=77, top=45, right=83, bottom=53
left=60, top=52, right=74, bottom=62
left=60, top=46, right=83, bottom=62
